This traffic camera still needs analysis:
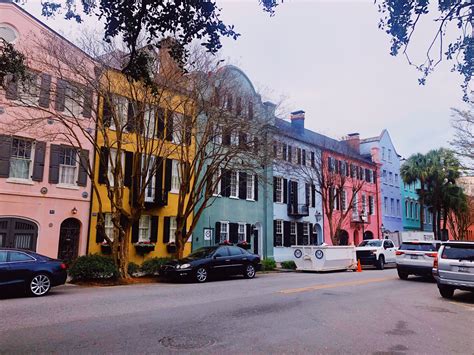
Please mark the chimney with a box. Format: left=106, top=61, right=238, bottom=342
left=158, top=37, right=181, bottom=77
left=290, top=110, right=305, bottom=134
left=263, top=101, right=277, bottom=117
left=343, top=133, right=360, bottom=153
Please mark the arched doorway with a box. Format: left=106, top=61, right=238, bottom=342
left=363, top=231, right=374, bottom=240
left=313, top=224, right=323, bottom=245
left=337, top=230, right=349, bottom=246
left=353, top=230, right=360, bottom=246
left=58, top=218, right=81, bottom=261
left=0, top=217, right=38, bottom=251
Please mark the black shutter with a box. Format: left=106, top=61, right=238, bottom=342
left=309, top=223, right=314, bottom=245
left=166, top=110, right=173, bottom=141
left=254, top=175, right=258, bottom=201
left=229, top=223, right=238, bottom=243
left=0, top=135, right=12, bottom=178
left=48, top=144, right=61, bottom=184
left=273, top=177, right=277, bottom=202
left=215, top=222, right=221, bottom=244
left=55, top=79, right=67, bottom=112
left=131, top=220, right=139, bottom=243
left=246, top=224, right=251, bottom=243
left=297, top=222, right=304, bottom=245
left=154, top=157, right=164, bottom=204
left=82, top=87, right=93, bottom=118
left=150, top=216, right=158, bottom=243
left=163, top=217, right=170, bottom=243
left=311, top=151, right=315, bottom=168
left=283, top=178, right=288, bottom=204
left=102, top=96, right=112, bottom=128
left=273, top=220, right=277, bottom=247
left=32, top=141, right=46, bottom=182
left=5, top=75, right=18, bottom=100
left=239, top=172, right=247, bottom=199
left=293, top=181, right=299, bottom=205
left=77, top=149, right=89, bottom=187
left=311, top=184, right=316, bottom=208
left=283, top=221, right=291, bottom=247
left=221, top=169, right=231, bottom=197
left=302, top=149, right=306, bottom=165
left=38, top=73, right=52, bottom=108
left=157, top=108, right=165, bottom=139
left=132, top=153, right=141, bottom=207
left=124, top=151, right=133, bottom=188
left=222, top=130, right=231, bottom=146
left=96, top=213, right=105, bottom=243
left=98, top=147, right=109, bottom=184
left=164, top=159, right=172, bottom=192
left=182, top=218, right=187, bottom=241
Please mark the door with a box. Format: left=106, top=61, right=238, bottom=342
left=253, top=231, right=259, bottom=255
left=384, top=240, right=397, bottom=262
left=58, top=218, right=81, bottom=262
left=227, top=246, right=245, bottom=274
left=0, top=218, right=38, bottom=251
left=210, top=246, right=231, bottom=275
left=0, top=250, right=11, bottom=286
left=6, top=250, right=36, bottom=286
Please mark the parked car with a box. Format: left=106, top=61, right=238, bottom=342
left=160, top=245, right=261, bottom=283
left=396, top=240, right=442, bottom=279
left=355, top=239, right=397, bottom=270
left=0, top=248, right=68, bottom=297
left=433, top=241, right=474, bottom=299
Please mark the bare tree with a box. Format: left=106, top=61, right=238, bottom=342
left=447, top=195, right=474, bottom=241
left=451, top=106, right=474, bottom=171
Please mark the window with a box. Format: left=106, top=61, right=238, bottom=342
left=59, top=147, right=78, bottom=185
left=341, top=190, right=347, bottom=211
left=275, top=220, right=283, bottom=235
left=409, top=201, right=413, bottom=218
left=303, top=223, right=309, bottom=245
left=108, top=149, right=124, bottom=188
left=211, top=167, right=221, bottom=196
left=143, top=155, right=156, bottom=202
left=143, top=106, right=156, bottom=138
left=275, top=177, right=283, bottom=203
left=369, top=196, right=374, bottom=215
left=395, top=174, right=399, bottom=186
left=238, top=223, right=246, bottom=242
left=169, top=217, right=177, bottom=243
left=9, top=138, right=34, bottom=180
left=390, top=198, right=395, bottom=216
left=305, top=183, right=311, bottom=207
left=282, top=144, right=287, bottom=161
left=297, top=148, right=302, bottom=164
left=389, top=172, right=393, bottom=184
left=328, top=157, right=334, bottom=172
left=361, top=168, right=365, bottom=181
left=388, top=149, right=392, bottom=162
left=171, top=160, right=180, bottom=192
left=361, top=194, right=367, bottom=214
left=382, top=147, right=386, bottom=160
left=64, top=83, right=84, bottom=117
left=384, top=197, right=388, bottom=215
left=230, top=171, right=238, bottom=198
left=415, top=203, right=419, bottom=220
left=0, top=25, right=18, bottom=43
left=311, top=152, right=315, bottom=168
left=213, top=125, right=222, bottom=145
left=104, top=213, right=114, bottom=241
left=0, top=251, right=7, bottom=263
left=302, top=149, right=306, bottom=166
left=18, top=73, right=39, bottom=105
left=274, top=220, right=283, bottom=246
left=9, top=251, right=35, bottom=262
left=382, top=170, right=387, bottom=182
left=231, top=131, right=239, bottom=146
left=397, top=199, right=400, bottom=217
left=246, top=174, right=255, bottom=200
left=288, top=146, right=293, bottom=163
left=290, top=222, right=296, bottom=236
left=138, top=215, right=151, bottom=242
left=405, top=201, right=409, bottom=218
left=109, top=95, right=128, bottom=130
left=172, top=112, right=184, bottom=144
left=352, top=191, right=358, bottom=212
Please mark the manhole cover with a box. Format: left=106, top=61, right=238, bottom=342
left=159, top=336, right=216, bottom=350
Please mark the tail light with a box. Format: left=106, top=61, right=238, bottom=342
left=433, top=255, right=438, bottom=269
left=60, top=263, right=68, bottom=270
left=396, top=251, right=404, bottom=256
left=426, top=253, right=438, bottom=258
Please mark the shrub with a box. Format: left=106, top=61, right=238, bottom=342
left=141, top=257, right=172, bottom=276
left=281, top=260, right=297, bottom=270
left=69, top=254, right=118, bottom=281
left=261, top=258, right=276, bottom=271
left=127, top=262, right=141, bottom=276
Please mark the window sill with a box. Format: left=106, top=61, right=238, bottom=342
left=169, top=190, right=179, bottom=195
left=229, top=196, right=239, bottom=200
left=6, top=178, right=34, bottom=185
left=212, top=194, right=221, bottom=197
left=57, top=184, right=80, bottom=190
left=246, top=198, right=256, bottom=202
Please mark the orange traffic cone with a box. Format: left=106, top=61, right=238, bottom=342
left=357, top=259, right=362, bottom=272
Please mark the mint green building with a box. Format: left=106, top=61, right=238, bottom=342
left=401, top=181, right=433, bottom=232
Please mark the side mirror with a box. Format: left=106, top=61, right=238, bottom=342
left=213, top=254, right=220, bottom=259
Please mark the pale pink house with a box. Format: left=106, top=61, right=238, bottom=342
left=0, top=1, right=95, bottom=260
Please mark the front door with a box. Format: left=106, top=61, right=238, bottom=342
left=58, top=218, right=81, bottom=262
left=253, top=231, right=259, bottom=255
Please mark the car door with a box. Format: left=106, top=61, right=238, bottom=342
left=210, top=247, right=231, bottom=275
left=384, top=240, right=396, bottom=262
left=0, top=251, right=11, bottom=286
left=227, top=246, right=245, bottom=274
left=7, top=251, right=36, bottom=286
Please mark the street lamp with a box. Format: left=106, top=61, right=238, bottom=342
left=380, top=224, right=385, bottom=239
left=315, top=211, right=322, bottom=223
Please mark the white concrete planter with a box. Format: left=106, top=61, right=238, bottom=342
left=292, top=245, right=357, bottom=272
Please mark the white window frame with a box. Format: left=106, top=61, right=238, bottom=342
left=361, top=194, right=367, bottom=215
left=138, top=215, right=151, bottom=242
left=64, top=82, right=84, bottom=118
left=213, top=125, right=222, bottom=145
left=275, top=177, right=283, bottom=203
left=303, top=222, right=309, bottom=244
left=384, top=197, right=388, bottom=215
left=143, top=105, right=156, bottom=138
left=290, top=222, right=296, bottom=236
left=231, top=131, right=239, bottom=146
left=108, top=148, right=125, bottom=188
left=341, top=190, right=347, bottom=211
left=8, top=137, right=35, bottom=181
left=172, top=112, right=184, bottom=144
left=220, top=221, right=229, bottom=242
left=238, top=223, right=246, bottom=242
left=109, top=95, right=128, bottom=131
left=171, top=160, right=180, bottom=193
left=58, top=146, right=79, bottom=186
left=143, top=155, right=156, bottom=202
left=246, top=174, right=255, bottom=200
left=230, top=171, right=238, bottom=198
left=390, top=198, right=395, bottom=216
left=275, top=220, right=283, bottom=247
left=104, top=213, right=114, bottom=241
left=169, top=217, right=177, bottom=243
left=212, top=167, right=221, bottom=196
left=17, top=72, right=39, bottom=106
left=369, top=195, right=375, bottom=215
left=397, top=199, right=401, bottom=217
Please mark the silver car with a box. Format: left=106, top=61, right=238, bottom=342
left=433, top=241, right=474, bottom=299
left=396, top=241, right=442, bottom=279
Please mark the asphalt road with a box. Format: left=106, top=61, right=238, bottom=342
left=1, top=268, right=473, bottom=355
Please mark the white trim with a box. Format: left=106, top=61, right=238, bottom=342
left=5, top=178, right=35, bottom=185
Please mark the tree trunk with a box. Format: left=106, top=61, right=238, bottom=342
left=419, top=188, right=425, bottom=231
left=432, top=210, right=437, bottom=239
left=437, top=208, right=442, bottom=240
left=442, top=209, right=448, bottom=240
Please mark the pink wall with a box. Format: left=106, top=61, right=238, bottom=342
left=0, top=3, right=94, bottom=258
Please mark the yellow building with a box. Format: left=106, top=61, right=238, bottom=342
left=87, top=67, right=193, bottom=264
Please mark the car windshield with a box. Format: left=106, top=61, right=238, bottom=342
left=358, top=240, right=382, bottom=247
left=442, top=244, right=474, bottom=261
left=187, top=247, right=218, bottom=259
left=400, top=243, right=439, bottom=252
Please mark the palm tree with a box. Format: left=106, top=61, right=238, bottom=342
left=400, top=153, right=429, bottom=231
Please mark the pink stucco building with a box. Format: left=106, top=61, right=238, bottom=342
left=0, top=1, right=94, bottom=260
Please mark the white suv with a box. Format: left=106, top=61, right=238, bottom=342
left=396, top=241, right=442, bottom=279
left=355, top=239, right=397, bottom=270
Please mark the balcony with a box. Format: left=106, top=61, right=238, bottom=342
left=288, top=204, right=309, bottom=218
left=352, top=212, right=370, bottom=224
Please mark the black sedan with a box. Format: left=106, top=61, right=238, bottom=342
left=0, top=248, right=68, bottom=297
left=160, top=245, right=261, bottom=283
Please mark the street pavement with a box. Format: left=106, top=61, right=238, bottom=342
left=1, top=268, right=473, bottom=354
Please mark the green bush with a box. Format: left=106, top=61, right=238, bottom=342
left=127, top=262, right=141, bottom=276
left=281, top=260, right=297, bottom=270
left=261, top=258, right=276, bottom=271
left=141, top=257, right=172, bottom=276
left=69, top=254, right=118, bottom=281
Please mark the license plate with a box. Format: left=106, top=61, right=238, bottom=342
left=458, top=266, right=471, bottom=273
left=410, top=255, right=418, bottom=259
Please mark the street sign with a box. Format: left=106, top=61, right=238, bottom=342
left=203, top=228, right=213, bottom=241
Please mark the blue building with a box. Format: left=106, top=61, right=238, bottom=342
left=401, top=180, right=434, bottom=232
left=360, top=130, right=403, bottom=234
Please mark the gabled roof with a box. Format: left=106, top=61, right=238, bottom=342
left=360, top=128, right=400, bottom=158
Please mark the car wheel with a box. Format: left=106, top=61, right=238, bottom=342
left=195, top=267, right=208, bottom=283
left=397, top=269, right=409, bottom=280
left=438, top=285, right=455, bottom=299
left=376, top=255, right=385, bottom=270
left=243, top=264, right=256, bottom=279
left=28, top=273, right=51, bottom=297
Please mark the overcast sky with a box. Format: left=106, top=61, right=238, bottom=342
left=21, top=0, right=468, bottom=159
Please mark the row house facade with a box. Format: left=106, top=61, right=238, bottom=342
left=0, top=2, right=94, bottom=261
left=401, top=180, right=434, bottom=232
left=360, top=129, right=403, bottom=235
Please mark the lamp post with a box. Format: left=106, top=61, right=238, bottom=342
left=380, top=223, right=385, bottom=239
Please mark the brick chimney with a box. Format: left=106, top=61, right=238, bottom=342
left=290, top=110, right=305, bottom=134
left=158, top=38, right=181, bottom=77
left=343, top=133, right=360, bottom=153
